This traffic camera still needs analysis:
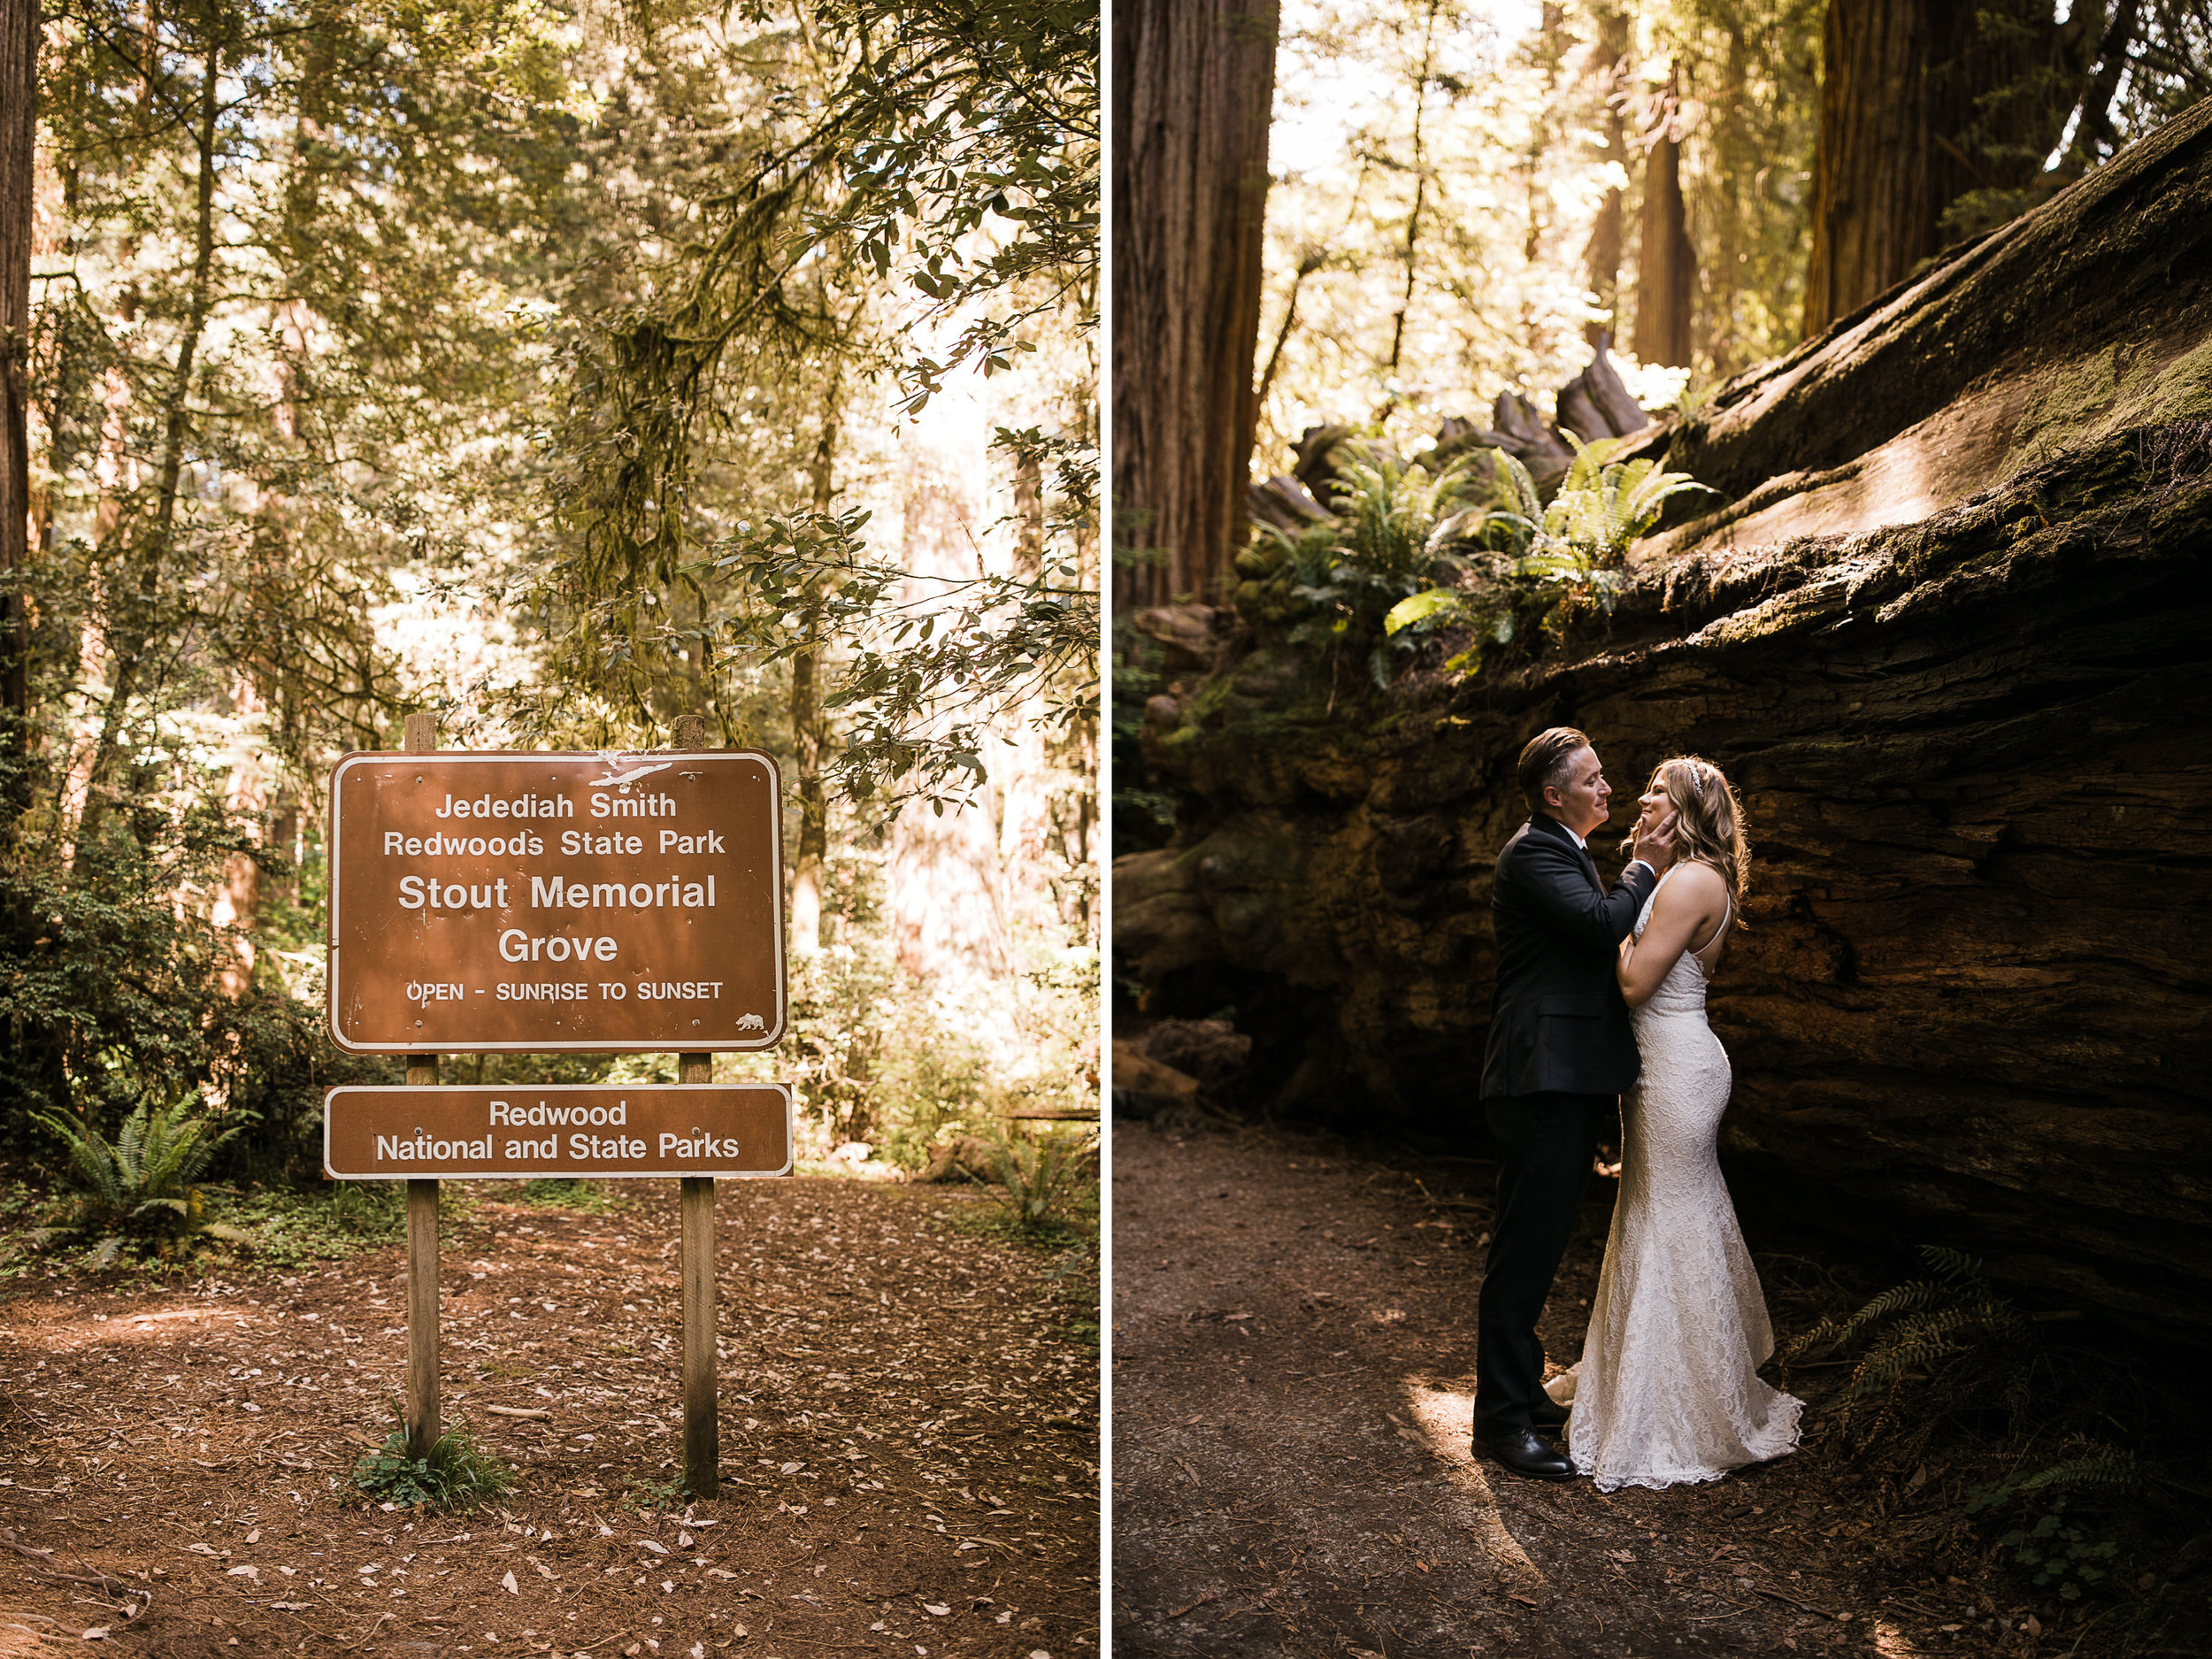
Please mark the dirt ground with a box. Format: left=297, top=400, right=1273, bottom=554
left=0, top=1177, right=1099, bottom=1658
left=1110, top=1123, right=2170, bottom=1659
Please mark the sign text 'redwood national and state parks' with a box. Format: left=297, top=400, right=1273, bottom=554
left=328, top=750, right=783, bottom=1052
left=323, top=1086, right=795, bottom=1179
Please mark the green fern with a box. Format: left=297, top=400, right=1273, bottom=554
left=984, top=1127, right=1096, bottom=1235
left=1966, top=1451, right=2141, bottom=1516
left=29, top=1097, right=246, bottom=1261
left=1256, top=438, right=1711, bottom=687
left=1780, top=1244, right=2027, bottom=1448
left=1484, top=438, right=1716, bottom=571
left=1326, top=451, right=1481, bottom=580
left=353, top=1409, right=516, bottom=1511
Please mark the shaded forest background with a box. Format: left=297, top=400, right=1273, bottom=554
left=1113, top=0, right=2209, bottom=633
left=1111, top=0, right=2212, bottom=1337
left=0, top=0, right=1100, bottom=1194
left=1110, top=7, right=2212, bottom=1647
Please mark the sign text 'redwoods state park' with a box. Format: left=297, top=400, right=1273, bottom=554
left=328, top=751, right=784, bottom=1052
left=323, top=1086, right=795, bottom=1179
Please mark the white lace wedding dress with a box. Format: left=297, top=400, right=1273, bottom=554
left=1543, top=869, right=1802, bottom=1491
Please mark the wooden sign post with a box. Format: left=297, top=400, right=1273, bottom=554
left=672, top=712, right=717, bottom=1499
left=403, top=712, right=442, bottom=1462
left=330, top=713, right=787, bottom=1493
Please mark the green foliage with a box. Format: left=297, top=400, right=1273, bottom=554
left=1994, top=1503, right=2124, bottom=1601
left=780, top=929, right=989, bottom=1168
left=1240, top=438, right=1717, bottom=690
left=353, top=1414, right=516, bottom=1511
left=521, top=1179, right=609, bottom=1211
left=325, top=1181, right=406, bottom=1239
left=777, top=0, right=1101, bottom=411
left=27, top=1097, right=250, bottom=1259
left=1486, top=437, right=1717, bottom=572
left=1967, top=1451, right=2143, bottom=1517
left=533, top=1, right=1099, bottom=814
left=1330, top=452, right=1482, bottom=581
left=1969, top=1451, right=2142, bottom=1601
left=763, top=847, right=1094, bottom=1172
left=624, top=1471, right=693, bottom=1510
left=1238, top=446, right=1488, bottom=688
left=12, top=1, right=1095, bottom=1226
left=983, top=1126, right=1096, bottom=1236
left=1781, top=1245, right=2028, bottom=1440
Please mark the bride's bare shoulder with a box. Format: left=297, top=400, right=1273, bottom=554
left=1660, top=860, right=1729, bottom=908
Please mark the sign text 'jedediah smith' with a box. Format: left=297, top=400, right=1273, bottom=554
left=323, top=1086, right=795, bottom=1179
left=327, top=750, right=784, bottom=1052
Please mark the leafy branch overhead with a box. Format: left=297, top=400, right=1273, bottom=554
left=535, top=0, right=1100, bottom=812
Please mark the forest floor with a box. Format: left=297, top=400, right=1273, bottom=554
left=1110, top=1122, right=2199, bottom=1659
left=0, top=1176, right=1099, bottom=1659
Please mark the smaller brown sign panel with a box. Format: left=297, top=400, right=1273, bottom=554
left=324, top=1086, right=793, bottom=1180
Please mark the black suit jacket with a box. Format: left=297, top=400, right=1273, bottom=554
left=1479, top=813, right=1659, bottom=1101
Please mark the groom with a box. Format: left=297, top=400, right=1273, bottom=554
left=1472, top=727, right=1674, bottom=1481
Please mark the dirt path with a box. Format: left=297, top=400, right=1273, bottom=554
left=1110, top=1123, right=2047, bottom=1659
left=0, top=1178, right=1098, bottom=1659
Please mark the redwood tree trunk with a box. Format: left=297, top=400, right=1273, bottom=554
left=1632, top=73, right=1695, bottom=369
left=1579, top=9, right=1630, bottom=348
left=1111, top=0, right=1279, bottom=614
left=1802, top=0, right=1993, bottom=334
left=0, top=0, right=35, bottom=762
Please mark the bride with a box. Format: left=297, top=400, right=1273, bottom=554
left=1544, top=756, right=1801, bottom=1491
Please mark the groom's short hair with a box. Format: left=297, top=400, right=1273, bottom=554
left=1518, top=726, right=1591, bottom=810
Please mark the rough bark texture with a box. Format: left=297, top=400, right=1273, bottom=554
left=0, top=0, right=35, bottom=743
left=1111, top=0, right=1278, bottom=612
left=1802, top=0, right=2084, bottom=334
left=1578, top=8, right=1630, bottom=348
left=1632, top=86, right=1694, bottom=369
left=1118, top=98, right=2212, bottom=1342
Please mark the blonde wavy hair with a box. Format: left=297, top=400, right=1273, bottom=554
left=1621, top=755, right=1751, bottom=919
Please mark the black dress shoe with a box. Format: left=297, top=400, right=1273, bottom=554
left=1473, top=1425, right=1578, bottom=1482
left=1529, top=1398, right=1570, bottom=1431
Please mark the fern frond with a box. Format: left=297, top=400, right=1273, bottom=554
left=1919, top=1244, right=1985, bottom=1283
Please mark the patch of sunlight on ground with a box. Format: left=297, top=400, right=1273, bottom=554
left=1871, top=1616, right=1929, bottom=1655
left=1402, top=1379, right=1549, bottom=1588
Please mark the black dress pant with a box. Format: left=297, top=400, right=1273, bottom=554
left=1473, top=1090, right=1617, bottom=1434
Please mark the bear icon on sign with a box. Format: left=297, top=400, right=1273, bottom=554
left=737, top=1013, right=766, bottom=1032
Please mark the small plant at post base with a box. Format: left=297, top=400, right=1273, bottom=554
left=625, top=1471, right=692, bottom=1511
left=984, top=1126, right=1096, bottom=1236
left=352, top=1409, right=516, bottom=1510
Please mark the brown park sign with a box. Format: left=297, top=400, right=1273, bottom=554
left=328, top=750, right=784, bottom=1053
left=324, top=1085, right=794, bottom=1179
